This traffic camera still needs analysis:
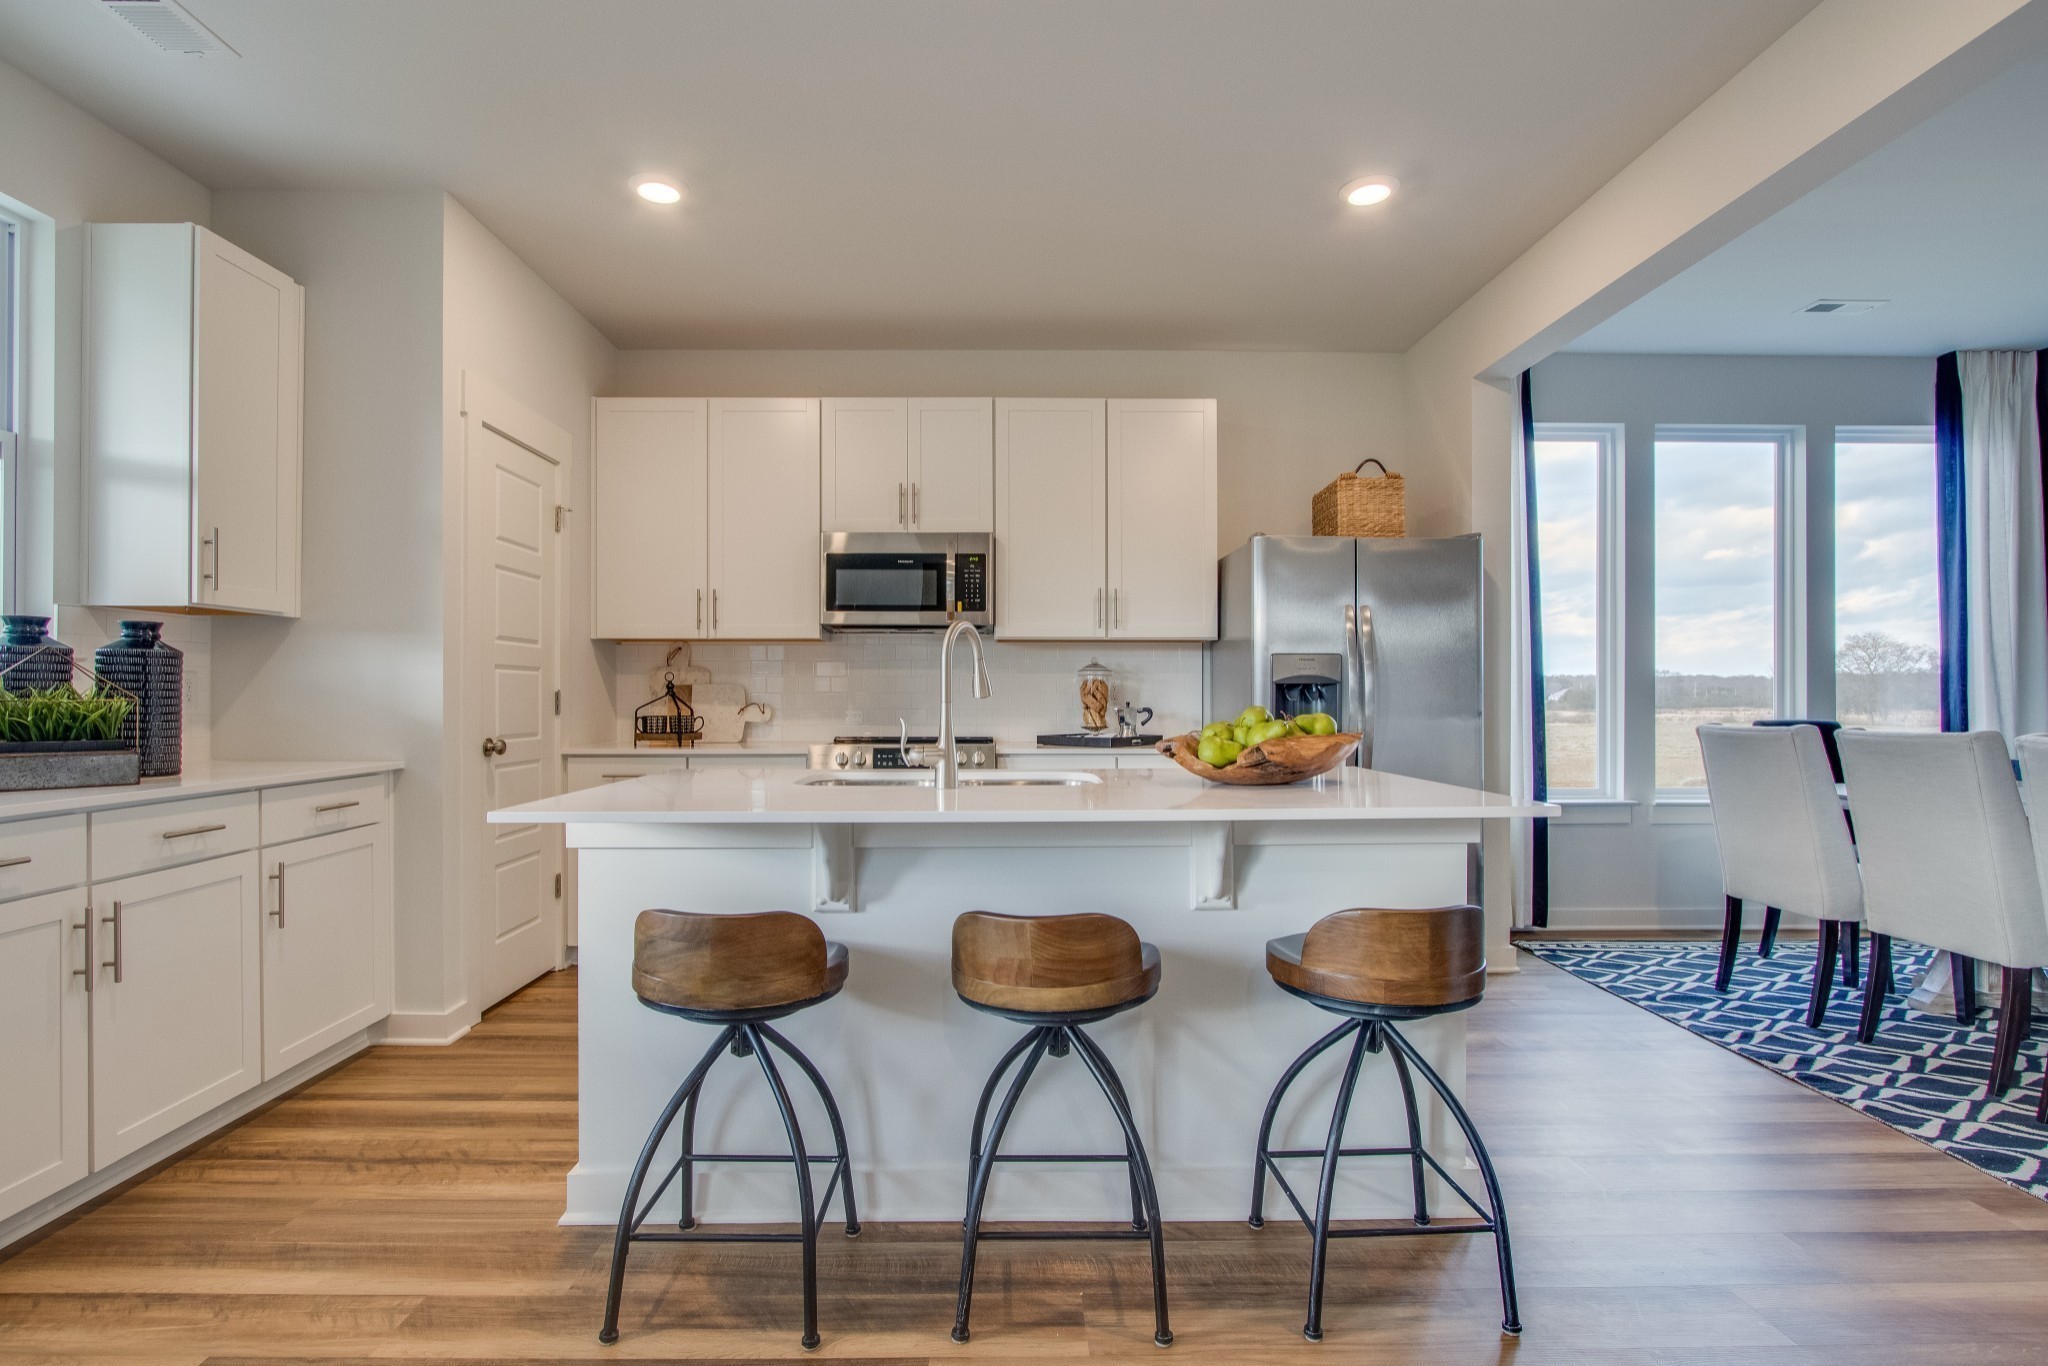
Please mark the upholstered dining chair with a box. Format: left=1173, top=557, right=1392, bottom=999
left=2008, top=734, right=2048, bottom=1119
left=1698, top=724, right=1864, bottom=1027
left=1839, top=730, right=2048, bottom=1105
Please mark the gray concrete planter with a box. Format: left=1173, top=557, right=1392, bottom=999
left=0, top=741, right=141, bottom=790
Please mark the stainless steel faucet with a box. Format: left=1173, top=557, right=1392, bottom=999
left=913, top=620, right=990, bottom=789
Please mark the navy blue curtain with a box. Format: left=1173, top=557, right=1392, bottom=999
left=1934, top=353, right=1967, bottom=732
left=1522, top=371, right=1549, bottom=926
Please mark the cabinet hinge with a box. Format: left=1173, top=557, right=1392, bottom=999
left=554, top=504, right=569, bottom=533
left=554, top=872, right=563, bottom=899
left=553, top=689, right=561, bottom=716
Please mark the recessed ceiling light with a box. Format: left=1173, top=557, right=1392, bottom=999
left=1341, top=176, right=1398, bottom=207
left=631, top=175, right=683, bottom=205
left=1798, top=298, right=1886, bottom=315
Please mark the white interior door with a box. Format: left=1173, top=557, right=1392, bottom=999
left=466, top=384, right=562, bottom=1011
left=909, top=398, right=994, bottom=532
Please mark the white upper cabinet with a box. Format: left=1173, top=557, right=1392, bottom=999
left=822, top=397, right=992, bottom=533
left=1107, top=399, right=1218, bottom=639
left=908, top=398, right=994, bottom=532
left=995, top=399, right=1107, bottom=639
left=708, top=398, right=822, bottom=639
left=84, top=224, right=303, bottom=617
left=591, top=400, right=709, bottom=638
left=822, top=398, right=910, bottom=532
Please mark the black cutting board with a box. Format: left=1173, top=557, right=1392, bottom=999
left=1035, top=732, right=1163, bottom=748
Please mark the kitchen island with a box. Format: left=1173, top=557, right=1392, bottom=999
left=491, top=765, right=1551, bottom=1225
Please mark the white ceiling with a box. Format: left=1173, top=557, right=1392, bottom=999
left=1570, top=47, right=2048, bottom=356
left=0, top=0, right=1821, bottom=351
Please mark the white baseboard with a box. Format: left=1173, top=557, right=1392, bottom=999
left=0, top=1026, right=380, bottom=1252
left=382, top=999, right=478, bottom=1046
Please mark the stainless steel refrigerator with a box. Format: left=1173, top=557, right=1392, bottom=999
left=1210, top=534, right=1483, bottom=788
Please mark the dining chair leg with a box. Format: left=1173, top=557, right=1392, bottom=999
left=1989, top=966, right=2034, bottom=1097
left=1805, top=920, right=1840, bottom=1029
left=1758, top=906, right=1782, bottom=959
left=1952, top=954, right=1979, bottom=1022
left=1715, top=896, right=1742, bottom=992
left=1857, top=934, right=1894, bottom=1045
left=1842, top=923, right=1861, bottom=988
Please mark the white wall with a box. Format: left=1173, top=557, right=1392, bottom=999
left=205, top=190, right=448, bottom=1013
left=442, top=197, right=616, bottom=1026
left=0, top=56, right=215, bottom=751
left=1532, top=352, right=1935, bottom=928
left=610, top=349, right=1410, bottom=563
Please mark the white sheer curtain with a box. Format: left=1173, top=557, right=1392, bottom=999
left=1507, top=379, right=1538, bottom=928
left=1960, top=350, right=2047, bottom=743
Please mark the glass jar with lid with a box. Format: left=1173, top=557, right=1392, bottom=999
left=1076, top=659, right=1113, bottom=732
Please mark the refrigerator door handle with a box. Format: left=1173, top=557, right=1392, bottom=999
left=1356, top=602, right=1378, bottom=770
left=1342, top=602, right=1364, bottom=744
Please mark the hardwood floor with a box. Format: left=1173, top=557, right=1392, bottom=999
left=7, top=957, right=2048, bottom=1363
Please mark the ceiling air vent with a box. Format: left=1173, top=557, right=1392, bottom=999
left=1798, top=299, right=1886, bottom=316
left=100, top=0, right=238, bottom=57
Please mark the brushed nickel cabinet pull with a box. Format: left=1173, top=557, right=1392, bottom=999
left=74, top=912, right=92, bottom=993
left=1095, top=588, right=1103, bottom=627
left=101, top=901, right=123, bottom=983
left=601, top=774, right=641, bottom=780
left=696, top=588, right=703, bottom=631
left=161, top=823, right=227, bottom=840
left=712, top=589, right=719, bottom=631
left=0, top=855, right=30, bottom=868
left=202, top=527, right=220, bottom=586
left=270, top=866, right=285, bottom=926
left=898, top=483, right=907, bottom=526
left=912, top=483, right=920, bottom=525
left=314, top=800, right=360, bottom=813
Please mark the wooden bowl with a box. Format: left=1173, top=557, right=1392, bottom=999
left=1156, top=731, right=1361, bottom=786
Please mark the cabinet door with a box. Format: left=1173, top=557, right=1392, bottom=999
left=821, top=398, right=909, bottom=532
left=262, top=826, right=390, bottom=1078
left=708, top=399, right=821, bottom=639
left=0, top=890, right=90, bottom=1222
left=592, top=399, right=709, bottom=638
left=995, top=399, right=1105, bottom=639
left=1107, top=399, right=1218, bottom=639
left=90, top=853, right=262, bottom=1169
left=909, top=398, right=994, bottom=532
left=193, top=227, right=303, bottom=617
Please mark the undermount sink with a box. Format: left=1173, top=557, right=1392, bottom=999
left=797, top=770, right=1103, bottom=788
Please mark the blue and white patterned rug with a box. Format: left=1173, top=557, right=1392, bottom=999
left=1518, top=939, right=2048, bottom=1200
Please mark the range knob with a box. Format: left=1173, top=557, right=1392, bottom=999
left=955, top=749, right=967, bottom=766
left=833, top=751, right=849, bottom=768
left=970, top=750, right=987, bottom=767
left=853, top=752, right=868, bottom=767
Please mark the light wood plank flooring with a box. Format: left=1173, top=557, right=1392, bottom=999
left=6, top=956, right=2048, bottom=1363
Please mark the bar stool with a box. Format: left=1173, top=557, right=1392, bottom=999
left=598, top=910, right=859, bottom=1351
left=1249, top=905, right=1519, bottom=1342
left=949, top=910, right=1172, bottom=1347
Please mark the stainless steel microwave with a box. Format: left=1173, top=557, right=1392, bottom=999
left=820, top=532, right=993, bottom=631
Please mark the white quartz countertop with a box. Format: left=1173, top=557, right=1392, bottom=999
left=492, top=764, right=1555, bottom=826
left=559, top=740, right=1171, bottom=757
left=0, top=759, right=403, bottom=821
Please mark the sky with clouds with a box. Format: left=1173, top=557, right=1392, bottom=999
left=1533, top=436, right=1938, bottom=678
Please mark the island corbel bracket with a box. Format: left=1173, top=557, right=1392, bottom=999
left=1190, top=822, right=1235, bottom=910
left=812, top=824, right=857, bottom=913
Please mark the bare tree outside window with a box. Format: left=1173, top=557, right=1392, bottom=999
left=1835, top=629, right=1936, bottom=729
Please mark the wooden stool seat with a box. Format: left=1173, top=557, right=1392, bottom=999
left=1265, top=905, right=1484, bottom=1013
left=951, top=911, right=1161, bottom=1017
left=632, top=909, right=848, bottom=1016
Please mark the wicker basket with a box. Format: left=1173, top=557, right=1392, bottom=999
left=1312, top=458, right=1406, bottom=538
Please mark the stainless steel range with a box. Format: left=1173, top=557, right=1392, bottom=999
left=808, top=733, right=998, bottom=772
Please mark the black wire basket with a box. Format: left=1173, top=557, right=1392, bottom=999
left=634, top=671, right=704, bottom=748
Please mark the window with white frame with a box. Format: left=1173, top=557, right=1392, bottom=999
left=1652, top=426, right=1803, bottom=791
left=1833, top=426, right=1938, bottom=731
left=1532, top=424, right=1623, bottom=797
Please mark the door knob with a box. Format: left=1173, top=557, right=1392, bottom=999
left=482, top=736, right=508, bottom=757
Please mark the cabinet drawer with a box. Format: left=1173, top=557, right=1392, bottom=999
left=0, top=813, right=89, bottom=902
left=262, top=775, right=387, bottom=846
left=91, top=792, right=260, bottom=882
left=564, top=756, right=689, bottom=791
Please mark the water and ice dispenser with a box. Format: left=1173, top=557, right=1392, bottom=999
left=1270, top=653, right=1342, bottom=721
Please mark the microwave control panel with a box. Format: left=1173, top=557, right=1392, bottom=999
left=954, top=553, right=988, bottom=613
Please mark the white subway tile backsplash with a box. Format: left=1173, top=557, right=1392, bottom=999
left=606, top=635, right=1205, bottom=744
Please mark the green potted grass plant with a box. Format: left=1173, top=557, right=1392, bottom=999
left=0, top=663, right=140, bottom=790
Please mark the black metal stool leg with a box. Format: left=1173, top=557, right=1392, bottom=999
left=599, top=1023, right=733, bottom=1345
left=1249, top=1019, right=1360, bottom=1229
left=964, top=1027, right=1045, bottom=1227
left=1382, top=1025, right=1520, bottom=1336
left=1303, top=1021, right=1372, bottom=1342
left=756, top=1023, right=862, bottom=1237
left=676, top=1085, right=700, bottom=1230
left=745, top=1023, right=822, bottom=1351
left=1385, top=1032, right=1431, bottom=1226
left=1085, top=1042, right=1149, bottom=1232
left=1067, top=1026, right=1173, bottom=1347
left=953, top=1027, right=1054, bottom=1345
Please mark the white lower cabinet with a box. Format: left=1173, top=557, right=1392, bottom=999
left=0, top=889, right=91, bottom=1221
left=89, top=852, right=263, bottom=1169
left=262, top=825, right=392, bottom=1078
